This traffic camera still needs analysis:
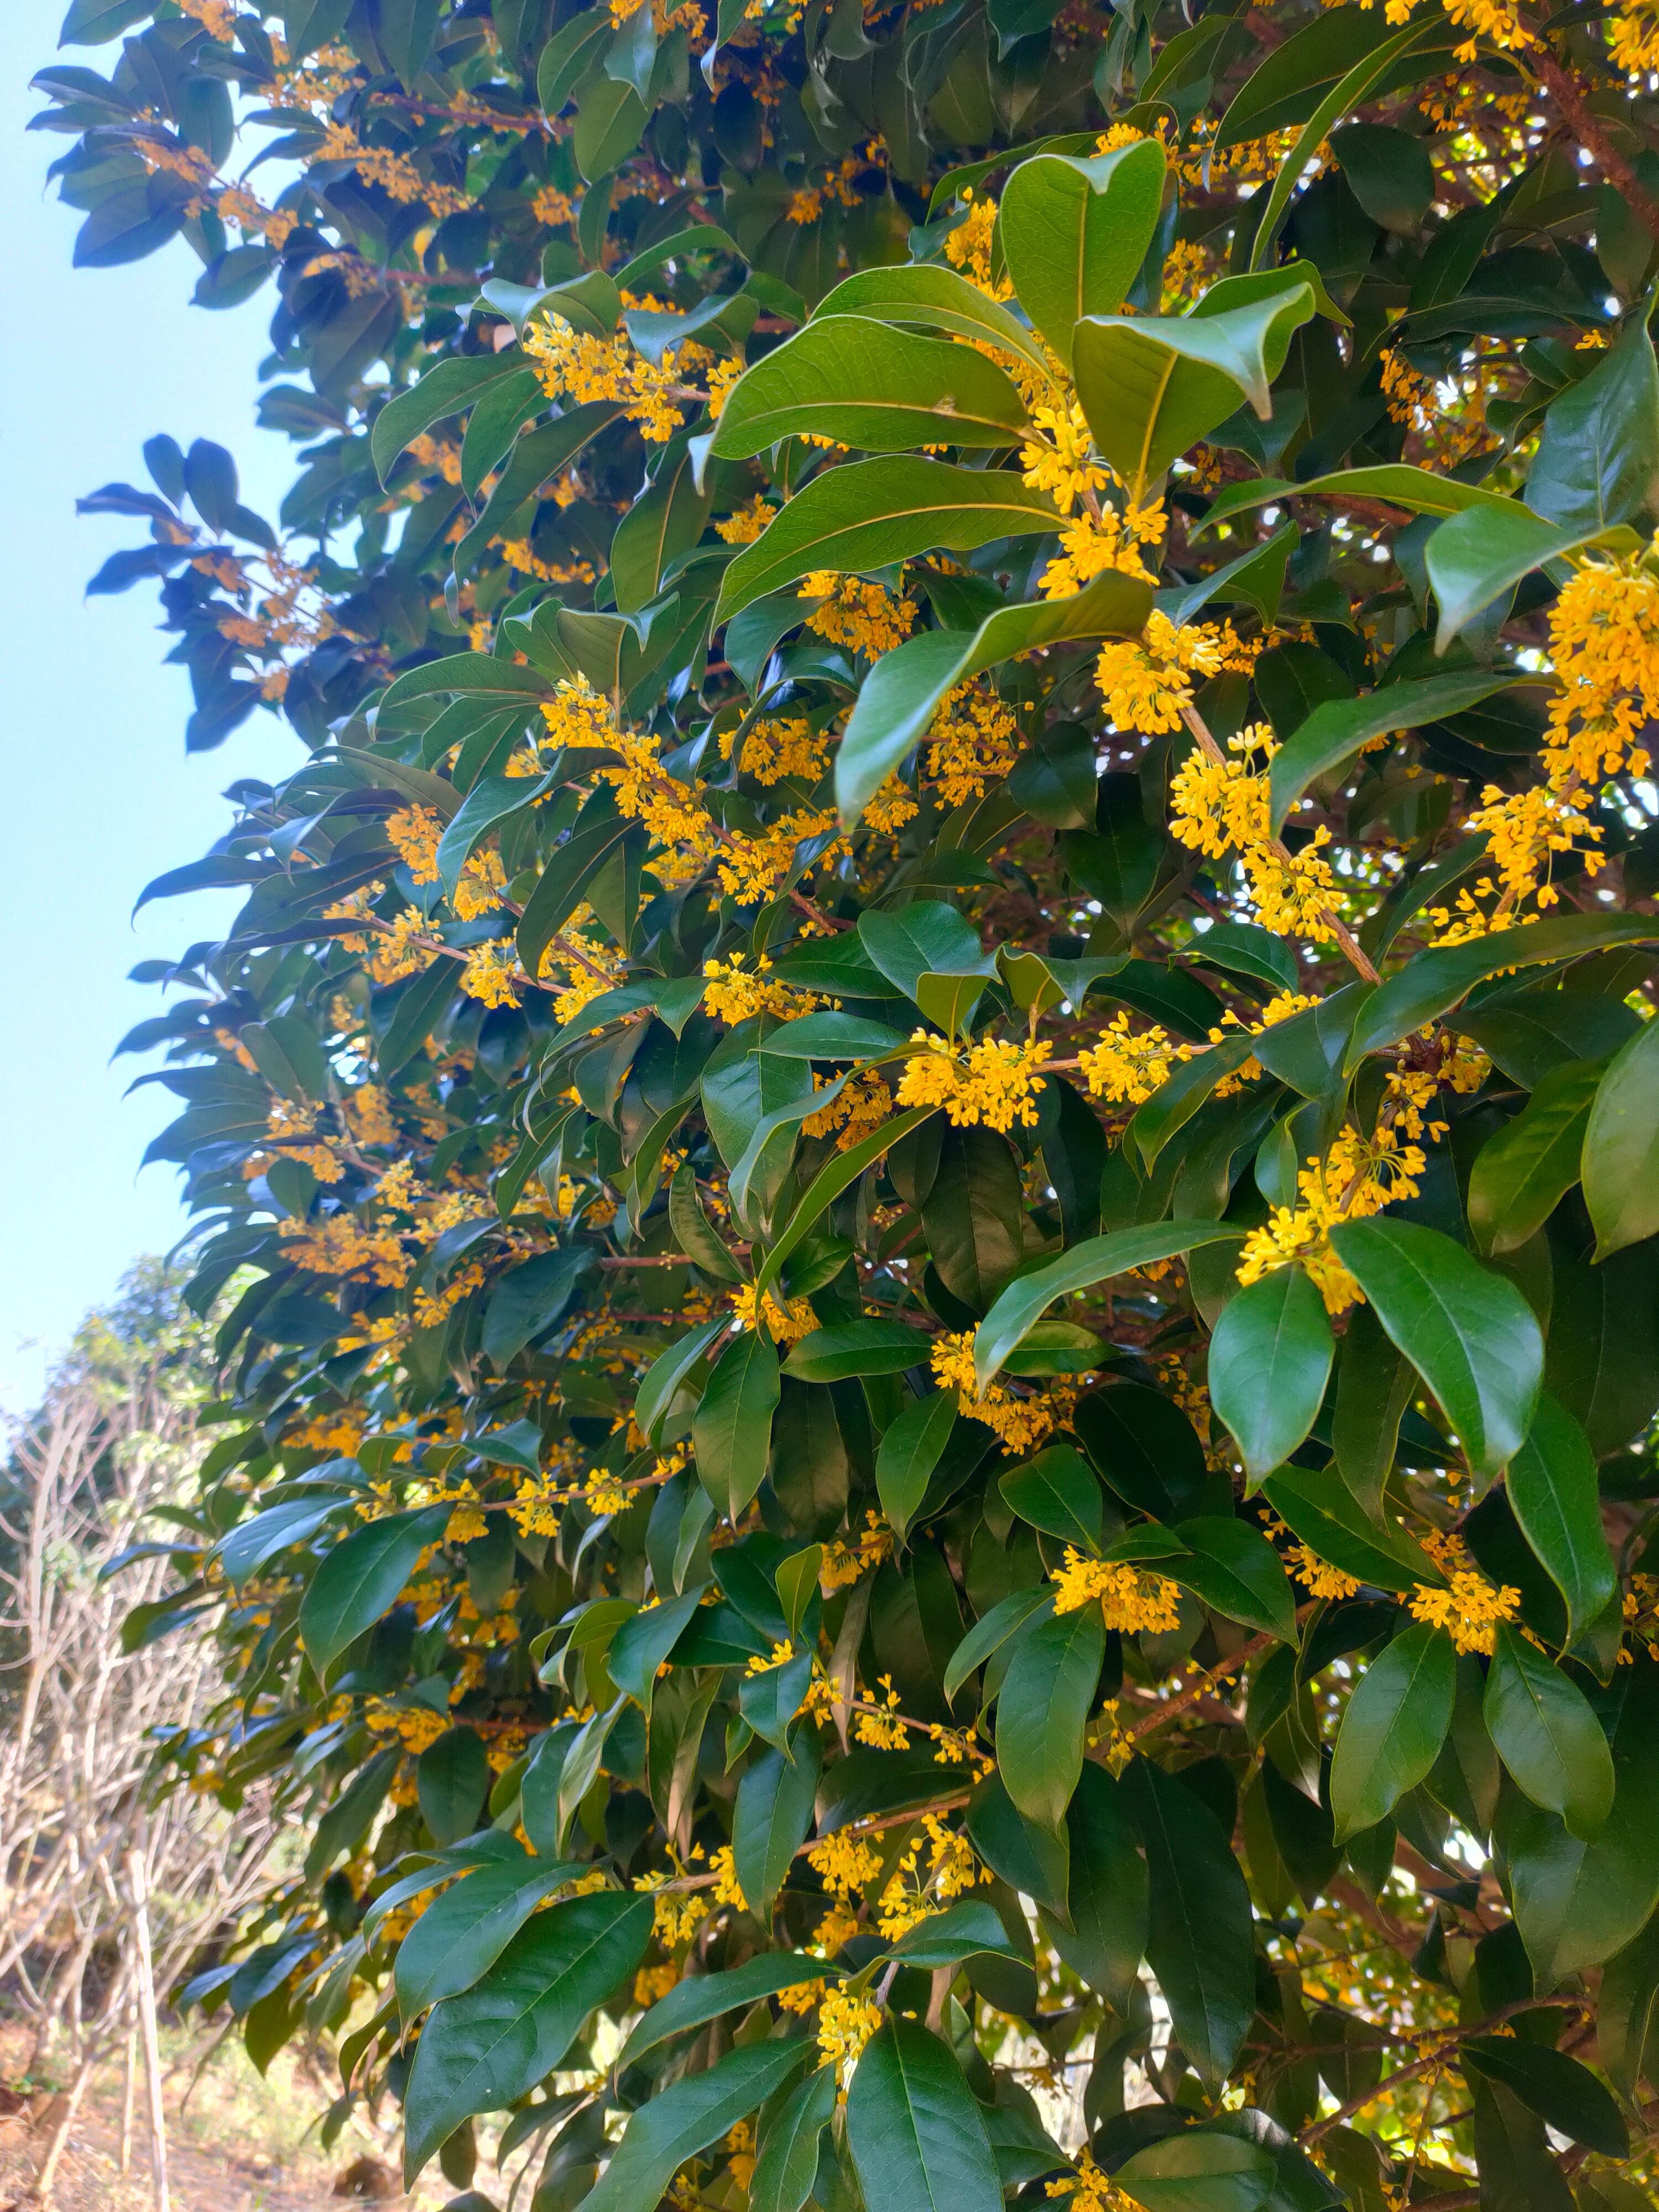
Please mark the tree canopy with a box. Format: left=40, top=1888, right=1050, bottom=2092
left=32, top=0, right=1659, bottom=2203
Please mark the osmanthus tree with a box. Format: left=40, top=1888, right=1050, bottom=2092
left=33, top=0, right=1659, bottom=2204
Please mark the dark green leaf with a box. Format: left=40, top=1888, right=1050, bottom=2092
left=1329, top=1623, right=1455, bottom=1842
left=1207, top=1265, right=1334, bottom=1484
left=844, top=2021, right=1002, bottom=2212
left=1328, top=1219, right=1544, bottom=1477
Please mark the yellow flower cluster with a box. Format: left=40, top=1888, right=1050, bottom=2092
left=1042, top=498, right=1168, bottom=597
left=925, top=683, right=1020, bottom=805
left=1169, top=725, right=1341, bottom=942
left=461, top=941, right=526, bottom=1009
left=1077, top=1013, right=1187, bottom=1106
left=820, top=1510, right=896, bottom=1591
left=1021, top=399, right=1109, bottom=515
left=815, top=1985, right=882, bottom=2079
left=453, top=848, right=508, bottom=922
left=279, top=1212, right=410, bottom=1287
left=1609, top=1, right=1659, bottom=67
left=726, top=713, right=828, bottom=785
left=931, top=1333, right=1064, bottom=1456
left=387, top=804, right=443, bottom=884
left=367, top=907, right=439, bottom=985
left=1237, top=1042, right=1481, bottom=1311
left=714, top=495, right=776, bottom=545
left=523, top=313, right=695, bottom=443
left=702, top=954, right=823, bottom=1024
left=1047, top=2149, right=1140, bottom=2210
left=803, top=1068, right=893, bottom=1149
left=1410, top=1555, right=1521, bottom=1655
left=636, top=1867, right=713, bottom=1951
left=1434, top=551, right=1659, bottom=940
left=1051, top=1547, right=1183, bottom=1634
left=896, top=1030, right=1048, bottom=1133
left=716, top=808, right=846, bottom=905
left=731, top=1283, right=817, bottom=1342
left=801, top=572, right=915, bottom=658
left=942, top=192, right=1009, bottom=298
left=1096, top=611, right=1250, bottom=736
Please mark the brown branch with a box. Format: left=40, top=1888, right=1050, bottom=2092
left=1300, top=1994, right=1593, bottom=2145
left=1528, top=33, right=1659, bottom=245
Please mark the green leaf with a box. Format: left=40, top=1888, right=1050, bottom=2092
left=436, top=769, right=557, bottom=898
left=750, top=2065, right=838, bottom=2212
left=942, top=1586, right=1055, bottom=1705
left=1329, top=1622, right=1455, bottom=1843
left=1486, top=1620, right=1615, bottom=1840
left=693, top=1328, right=781, bottom=1523
left=416, top=1725, right=490, bottom=1846
left=998, top=139, right=1167, bottom=367
left=1328, top=1219, right=1544, bottom=1477
left=394, top=1853, right=583, bottom=2021
left=618, top=1954, right=837, bottom=2068
left=1246, top=13, right=1455, bottom=271
left=374, top=354, right=529, bottom=484
left=713, top=458, right=1061, bottom=624
left=1207, top=1266, right=1334, bottom=1484
left=974, top=1221, right=1234, bottom=1392
left=401, top=1891, right=651, bottom=2179
left=859, top=901, right=990, bottom=997
left=1041, top=1763, right=1147, bottom=2007
left=1507, top=1392, right=1616, bottom=1645
left=635, top=1317, right=730, bottom=1444
left=1423, top=500, right=1603, bottom=651
left=669, top=1166, right=744, bottom=1283
left=1120, top=1757, right=1255, bottom=2091
left=1527, top=313, right=1659, bottom=535
left=1196, top=462, right=1515, bottom=538
left=734, top=1736, right=820, bottom=1916
left=1345, top=914, right=1659, bottom=1066
left=1112, top=2131, right=1275, bottom=2212
left=1266, top=671, right=1528, bottom=833
left=1597, top=1911, right=1659, bottom=2100
left=834, top=568, right=1152, bottom=825
left=754, top=1013, right=911, bottom=1060
left=710, top=317, right=1028, bottom=455
left=1468, top=1057, right=1601, bottom=1257
left=1072, top=279, right=1317, bottom=498
left=754, top=1105, right=937, bottom=1302
left=1169, top=1517, right=1297, bottom=1644
left=1330, top=1300, right=1416, bottom=1522
left=1215, top=4, right=1415, bottom=146
left=305, top=1749, right=400, bottom=1877
left=1470, top=2079, right=1575, bottom=2212
left=481, top=1249, right=598, bottom=1369
left=1460, top=2037, right=1628, bottom=2158
left=298, top=1504, right=452, bottom=1676
left=1583, top=1012, right=1659, bottom=1258
left=813, top=264, right=1052, bottom=378
left=995, top=1605, right=1105, bottom=1832
left=882, top=1898, right=1025, bottom=1968
left=784, top=1322, right=930, bottom=1381
left=580, top=2041, right=811, bottom=2212
left=844, top=2021, right=1003, bottom=2212
left=608, top=1584, right=707, bottom=1712
left=999, top=1444, right=1104, bottom=1554
left=877, top=1390, right=958, bottom=1541
left=375, top=651, right=549, bottom=733
left=1262, top=1463, right=1438, bottom=1593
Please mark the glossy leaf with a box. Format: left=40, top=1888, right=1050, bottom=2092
left=1207, top=1265, right=1334, bottom=1484
left=844, top=2021, right=1003, bottom=2212
left=1485, top=1621, right=1615, bottom=1839
left=1328, top=1219, right=1543, bottom=1477
left=1329, top=1623, right=1455, bottom=1842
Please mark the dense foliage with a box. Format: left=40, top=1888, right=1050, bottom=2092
left=33, top=0, right=1659, bottom=2201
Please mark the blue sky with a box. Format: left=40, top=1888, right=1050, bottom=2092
left=2, top=4, right=302, bottom=1406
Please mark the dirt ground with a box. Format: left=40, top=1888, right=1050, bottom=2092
left=0, top=2024, right=458, bottom=2212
